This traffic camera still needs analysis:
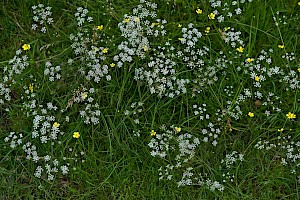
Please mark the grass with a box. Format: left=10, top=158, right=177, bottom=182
left=0, top=0, right=300, bottom=199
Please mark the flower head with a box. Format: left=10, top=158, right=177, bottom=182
left=208, top=13, right=215, bottom=19
left=22, top=44, right=31, bottom=51
left=73, top=132, right=80, bottom=139
left=247, top=58, right=254, bottom=63
left=237, top=46, right=244, bottom=53
left=53, top=122, right=60, bottom=128
left=97, top=25, right=103, bottom=30
left=248, top=112, right=254, bottom=117
left=254, top=76, right=260, bottom=82
left=102, top=48, right=108, bottom=53
left=110, top=63, right=115, bottom=68
left=29, top=84, right=34, bottom=93
left=124, top=18, right=130, bottom=23
left=196, top=8, right=203, bottom=14
left=286, top=112, right=296, bottom=119
left=150, top=130, right=156, bottom=136
left=205, top=27, right=211, bottom=33
left=175, top=127, right=181, bottom=133
left=178, top=24, right=182, bottom=28
left=278, top=44, right=284, bottom=49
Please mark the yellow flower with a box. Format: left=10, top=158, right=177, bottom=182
left=97, top=25, right=103, bottom=30
left=178, top=24, right=182, bottom=28
left=22, top=44, right=31, bottom=51
left=298, top=68, right=300, bottom=72
left=81, top=92, right=88, bottom=100
left=278, top=128, right=284, bottom=132
left=124, top=18, right=130, bottom=23
left=175, top=127, right=181, bottom=133
left=254, top=76, right=260, bottom=82
left=53, top=122, right=60, bottom=128
left=110, top=63, right=115, bottom=68
left=208, top=13, right=215, bottom=20
left=178, top=38, right=183, bottom=41
left=298, top=2, right=300, bottom=5
left=205, top=27, right=211, bottom=33
left=248, top=112, right=254, bottom=117
left=142, top=45, right=148, bottom=51
left=102, top=48, right=108, bottom=53
left=73, top=132, right=80, bottom=138
left=286, top=112, right=296, bottom=119
left=150, top=130, right=156, bottom=136
left=196, top=8, right=203, bottom=14
left=224, top=27, right=231, bottom=31
left=237, top=46, right=244, bottom=53
left=29, top=84, right=34, bottom=93
left=278, top=44, right=284, bottom=49
left=247, top=58, right=254, bottom=63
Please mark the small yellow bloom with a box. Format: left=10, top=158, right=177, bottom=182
left=254, top=76, right=260, bottom=82
left=142, top=45, right=148, bottom=51
left=73, top=132, right=80, bottom=139
left=237, top=46, right=244, bottom=53
left=175, top=127, right=181, bottom=133
left=22, top=44, right=31, bottom=51
left=124, top=18, right=130, bottom=23
left=248, top=112, right=254, bottom=117
left=97, top=25, right=103, bottom=30
left=298, top=68, right=300, bottom=73
left=205, top=27, right=211, bottom=33
left=29, top=84, right=34, bottom=93
left=278, top=128, right=284, bottom=132
left=247, top=58, right=254, bottom=63
left=178, top=24, right=182, bottom=28
left=150, top=130, right=156, bottom=136
left=298, top=2, right=300, bottom=6
left=224, top=27, right=231, bottom=31
left=196, top=8, right=203, bottom=14
left=53, top=122, right=60, bottom=128
left=208, top=13, right=215, bottom=20
left=110, top=63, right=115, bottom=68
left=278, top=44, right=284, bottom=49
left=178, top=38, right=183, bottom=41
left=102, top=48, right=108, bottom=53
left=286, top=112, right=296, bottom=119
left=81, top=92, right=88, bottom=100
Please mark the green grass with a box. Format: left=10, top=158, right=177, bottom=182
left=1, top=0, right=300, bottom=199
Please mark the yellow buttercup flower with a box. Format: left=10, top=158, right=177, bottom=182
left=248, top=112, right=254, bottom=117
left=150, top=130, right=156, bottom=136
left=208, top=13, right=215, bottom=20
left=97, top=25, right=103, bottom=30
left=278, top=44, right=284, bottom=49
left=124, top=18, right=130, bottom=23
left=255, top=76, right=260, bottom=82
left=178, top=24, right=182, bottom=28
left=73, top=132, right=80, bottom=139
left=247, top=58, right=254, bottom=63
left=205, top=27, right=211, bottom=33
left=298, top=68, right=300, bottom=73
left=110, top=63, right=115, bottom=68
left=196, top=8, right=203, bottom=14
left=53, top=122, right=60, bottom=128
left=175, top=127, right=181, bottom=133
left=286, top=112, right=296, bottom=119
left=29, top=84, right=34, bottom=93
left=22, top=44, right=31, bottom=51
left=237, top=46, right=244, bottom=53
left=102, top=48, right=108, bottom=53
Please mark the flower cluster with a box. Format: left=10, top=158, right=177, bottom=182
left=32, top=4, right=54, bottom=33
